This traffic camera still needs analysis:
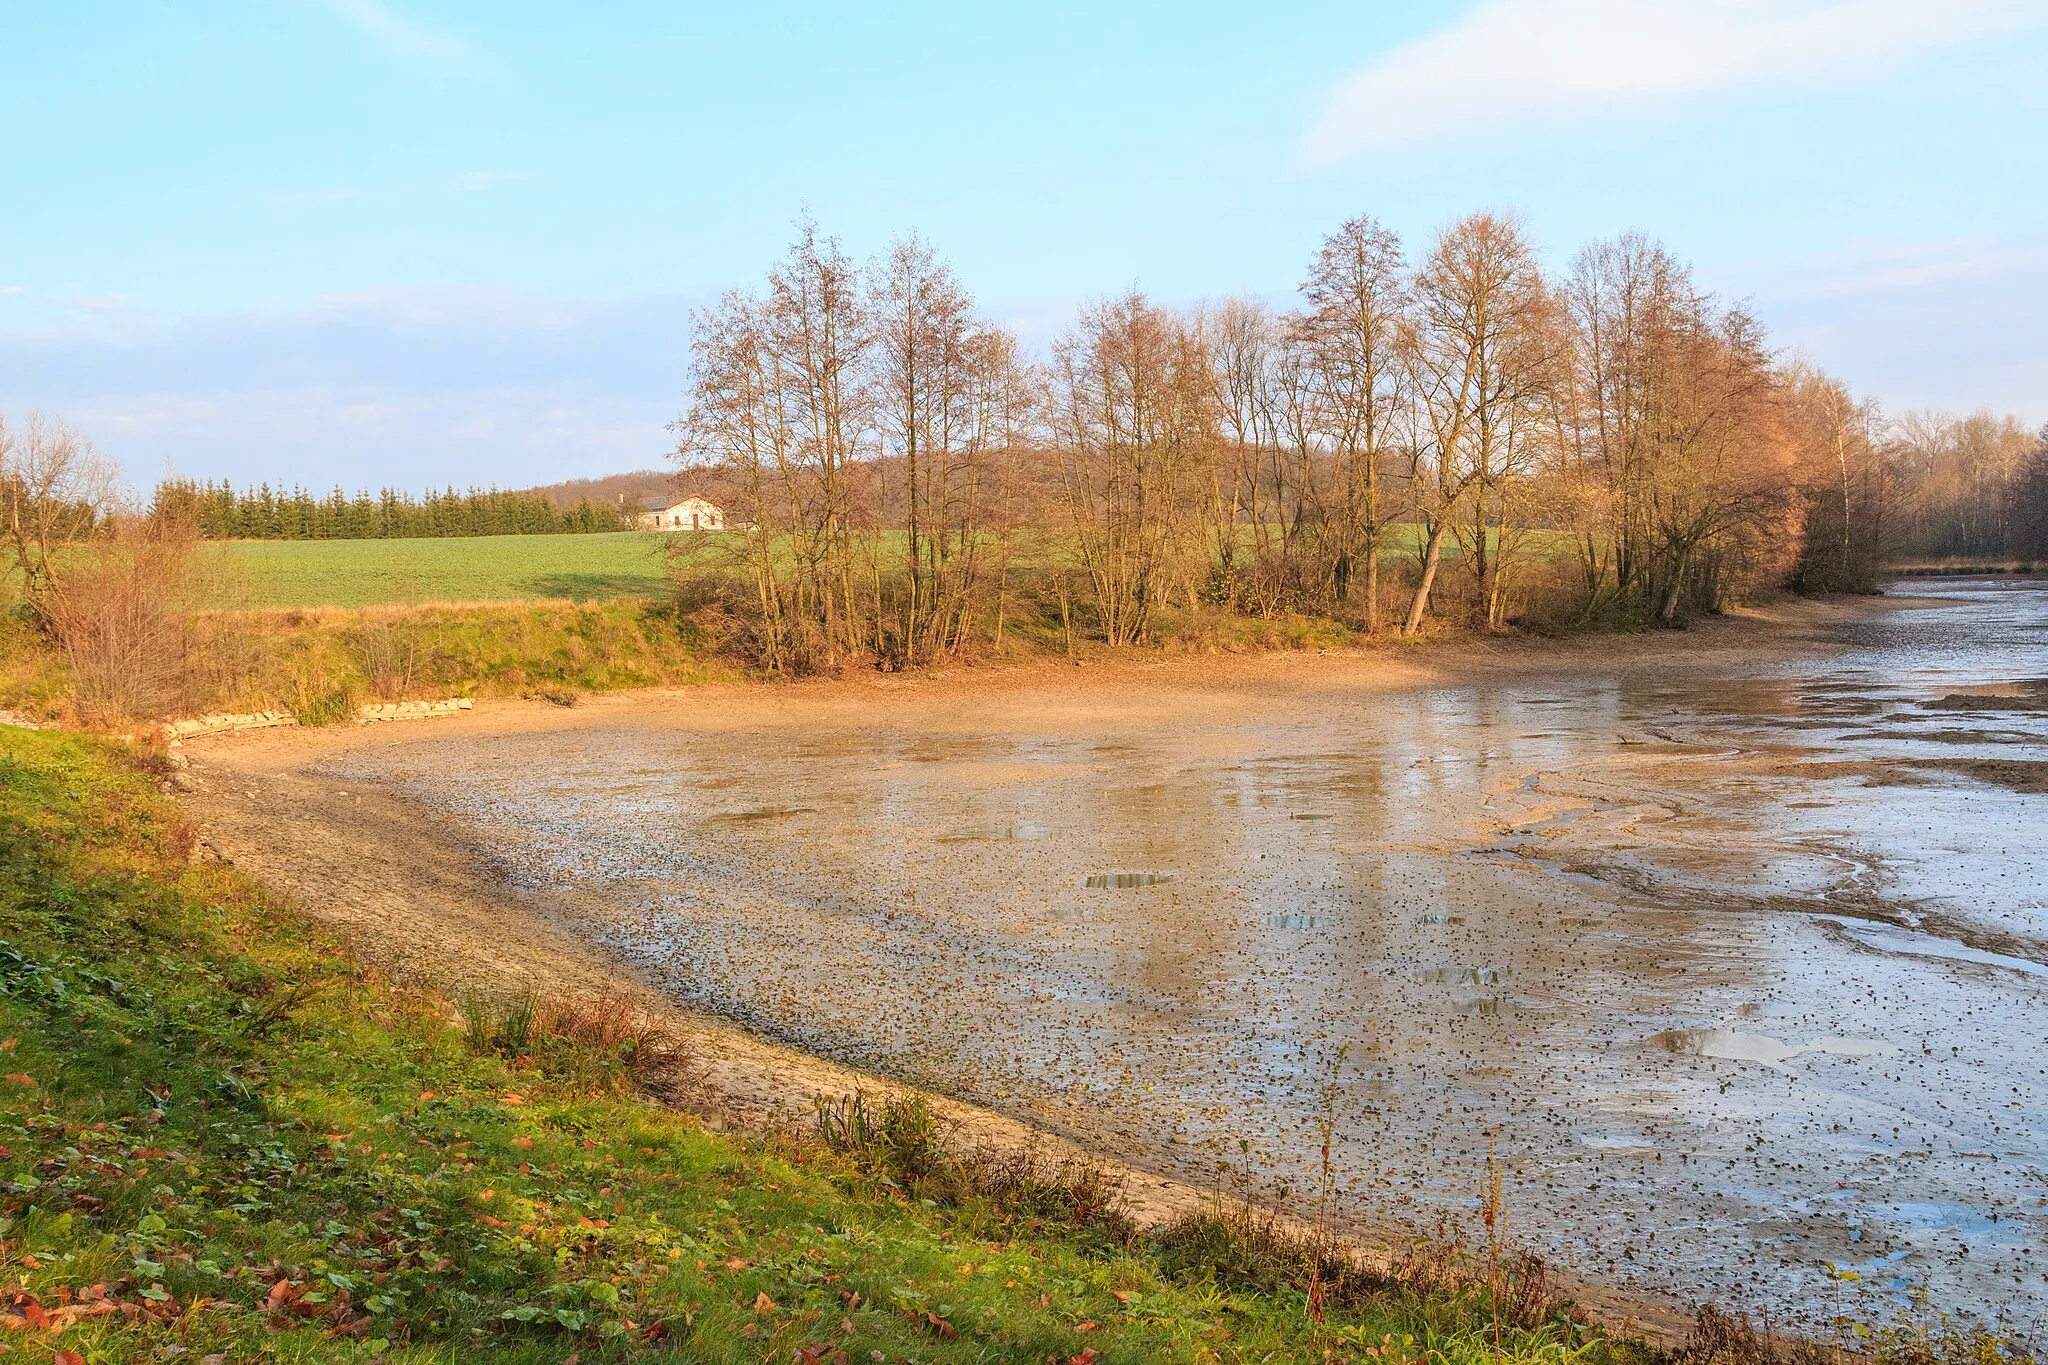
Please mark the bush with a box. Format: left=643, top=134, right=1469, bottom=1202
left=43, top=517, right=198, bottom=725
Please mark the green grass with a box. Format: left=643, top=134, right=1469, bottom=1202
left=0, top=725, right=1661, bottom=1364
left=214, top=532, right=677, bottom=609
left=206, top=525, right=1562, bottom=612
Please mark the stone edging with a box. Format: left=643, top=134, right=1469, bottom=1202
left=163, top=697, right=477, bottom=744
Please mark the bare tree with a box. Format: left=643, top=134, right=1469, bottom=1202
left=675, top=220, right=876, bottom=672
left=1402, top=213, right=1550, bottom=634
left=1, top=411, right=119, bottom=611
left=1301, top=215, right=1410, bottom=630
left=45, top=510, right=201, bottom=725
left=1050, top=292, right=1213, bottom=644
left=871, top=235, right=1018, bottom=664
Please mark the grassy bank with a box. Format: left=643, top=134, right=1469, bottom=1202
left=0, top=724, right=1646, bottom=1363
left=0, top=601, right=729, bottom=727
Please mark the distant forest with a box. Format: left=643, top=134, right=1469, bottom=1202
left=149, top=480, right=641, bottom=539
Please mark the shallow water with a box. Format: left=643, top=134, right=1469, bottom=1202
left=334, top=579, right=2048, bottom=1325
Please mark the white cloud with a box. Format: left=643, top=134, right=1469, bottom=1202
left=0, top=286, right=24, bottom=296
left=1301, top=0, right=2044, bottom=164
left=310, top=0, right=488, bottom=76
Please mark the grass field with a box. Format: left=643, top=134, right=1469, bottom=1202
left=215, top=532, right=676, bottom=608
left=211, top=528, right=1487, bottom=611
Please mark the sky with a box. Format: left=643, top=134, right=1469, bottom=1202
left=2, top=0, right=2045, bottom=494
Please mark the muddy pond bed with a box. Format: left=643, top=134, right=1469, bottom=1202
left=330, top=579, right=2048, bottom=1327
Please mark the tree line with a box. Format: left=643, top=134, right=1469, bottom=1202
left=146, top=480, right=635, bottom=540
left=1882, top=410, right=2048, bottom=565
left=675, top=214, right=2048, bottom=672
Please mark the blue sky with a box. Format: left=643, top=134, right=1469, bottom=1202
left=2, top=0, right=2044, bottom=493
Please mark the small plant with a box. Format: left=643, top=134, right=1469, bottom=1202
left=459, top=986, right=679, bottom=1095
left=290, top=679, right=361, bottom=726
left=815, top=1089, right=946, bottom=1185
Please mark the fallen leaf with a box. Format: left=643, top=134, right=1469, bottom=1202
left=53, top=1351, right=83, bottom=1365
left=1075, top=1319, right=1098, bottom=1331
left=1068, top=1350, right=1100, bottom=1365
left=1112, top=1290, right=1137, bottom=1302
left=753, top=1291, right=777, bottom=1314
left=3, top=1074, right=33, bottom=1087
left=924, top=1311, right=958, bottom=1340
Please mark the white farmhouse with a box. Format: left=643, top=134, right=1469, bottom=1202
left=641, top=495, right=727, bottom=531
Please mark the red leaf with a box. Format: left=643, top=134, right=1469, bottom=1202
left=924, top=1311, right=958, bottom=1341
left=54, top=1351, right=84, bottom=1365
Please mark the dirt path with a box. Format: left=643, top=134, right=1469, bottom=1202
left=173, top=600, right=1911, bottom=1346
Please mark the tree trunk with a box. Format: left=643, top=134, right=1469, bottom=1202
left=1403, top=520, right=1452, bottom=635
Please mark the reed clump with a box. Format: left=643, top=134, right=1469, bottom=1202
left=811, top=1088, right=1133, bottom=1241
left=457, top=986, right=689, bottom=1098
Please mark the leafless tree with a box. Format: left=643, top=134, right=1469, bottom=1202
left=1, top=411, right=119, bottom=611
left=1050, top=292, right=1213, bottom=644
left=1301, top=215, right=1411, bottom=630
left=1402, top=213, right=1551, bottom=634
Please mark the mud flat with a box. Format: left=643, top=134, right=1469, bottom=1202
left=178, top=587, right=2048, bottom=1331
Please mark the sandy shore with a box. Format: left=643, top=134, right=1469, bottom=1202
left=171, top=599, right=1917, bottom=1345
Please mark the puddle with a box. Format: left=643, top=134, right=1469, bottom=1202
left=937, top=822, right=1049, bottom=843
left=1084, top=872, right=1171, bottom=889
left=1822, top=918, right=2048, bottom=979
left=707, top=805, right=816, bottom=822
left=1648, top=1028, right=1898, bottom=1071
left=1414, top=965, right=1504, bottom=987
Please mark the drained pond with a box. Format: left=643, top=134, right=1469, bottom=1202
left=332, top=580, right=2048, bottom=1326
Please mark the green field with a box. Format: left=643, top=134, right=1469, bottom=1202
left=202, top=525, right=1554, bottom=612
left=216, top=531, right=676, bottom=608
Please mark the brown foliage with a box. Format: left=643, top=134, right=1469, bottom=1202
left=43, top=514, right=201, bottom=726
